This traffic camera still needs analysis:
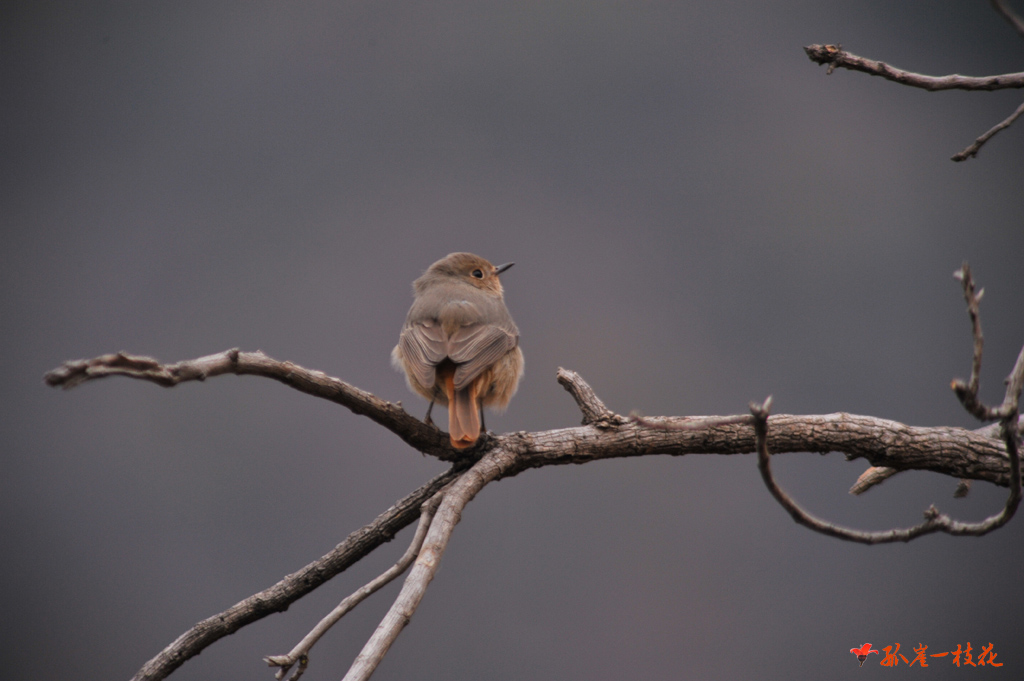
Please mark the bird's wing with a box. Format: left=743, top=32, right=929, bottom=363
left=448, top=323, right=518, bottom=391
left=398, top=320, right=448, bottom=389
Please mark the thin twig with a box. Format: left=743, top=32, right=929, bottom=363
left=265, top=488, right=449, bottom=680
left=951, top=265, right=1024, bottom=421
left=992, top=0, right=1024, bottom=38
left=953, top=263, right=985, bottom=400
left=803, top=39, right=1024, bottom=162
left=952, top=99, right=1024, bottom=161
left=803, top=44, right=1024, bottom=91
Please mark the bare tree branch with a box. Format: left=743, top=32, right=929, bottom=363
left=628, top=412, right=753, bottom=431
left=126, top=468, right=461, bottom=681
left=46, top=352, right=1021, bottom=487
left=847, top=413, right=1023, bottom=496
left=44, top=265, right=1024, bottom=681
left=803, top=44, right=1024, bottom=91
left=512, top=408, right=1015, bottom=488
left=43, top=348, right=464, bottom=462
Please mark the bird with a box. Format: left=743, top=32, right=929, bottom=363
left=850, top=643, right=879, bottom=667
left=392, top=252, right=524, bottom=449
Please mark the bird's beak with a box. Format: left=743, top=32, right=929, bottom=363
left=495, top=262, right=515, bottom=275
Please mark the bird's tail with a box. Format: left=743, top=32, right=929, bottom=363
left=443, top=368, right=481, bottom=449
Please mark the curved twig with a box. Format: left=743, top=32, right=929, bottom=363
left=751, top=399, right=1021, bottom=543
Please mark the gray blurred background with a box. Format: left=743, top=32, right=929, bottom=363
left=4, top=1, right=1023, bottom=679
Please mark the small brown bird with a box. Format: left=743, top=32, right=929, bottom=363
left=392, top=252, right=524, bottom=449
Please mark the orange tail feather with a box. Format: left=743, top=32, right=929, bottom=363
left=444, top=370, right=481, bottom=448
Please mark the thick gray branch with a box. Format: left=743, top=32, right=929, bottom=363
left=508, top=409, right=1016, bottom=488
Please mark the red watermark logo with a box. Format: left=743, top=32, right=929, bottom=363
left=850, top=642, right=1003, bottom=668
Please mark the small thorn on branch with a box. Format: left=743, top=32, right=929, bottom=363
left=849, top=466, right=899, bottom=495
left=954, top=479, right=972, bottom=498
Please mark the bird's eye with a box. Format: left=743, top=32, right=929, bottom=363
left=471, top=269, right=484, bottom=279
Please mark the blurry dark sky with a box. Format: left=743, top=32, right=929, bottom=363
left=3, top=2, right=1023, bottom=680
